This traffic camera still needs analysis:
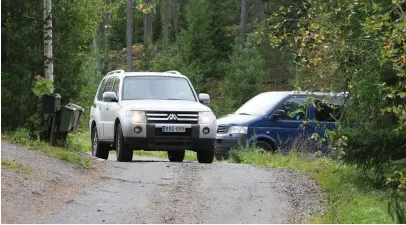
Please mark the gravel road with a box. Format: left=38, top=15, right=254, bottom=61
left=1, top=141, right=324, bottom=224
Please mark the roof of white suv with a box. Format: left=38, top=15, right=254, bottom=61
left=104, top=70, right=187, bottom=79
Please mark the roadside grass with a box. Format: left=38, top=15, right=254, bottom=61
left=2, top=128, right=94, bottom=169
left=1, top=160, right=35, bottom=176
left=227, top=146, right=400, bottom=224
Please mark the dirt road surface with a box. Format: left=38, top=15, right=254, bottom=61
left=1, top=141, right=324, bottom=224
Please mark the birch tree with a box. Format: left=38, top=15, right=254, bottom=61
left=44, top=0, right=53, bottom=83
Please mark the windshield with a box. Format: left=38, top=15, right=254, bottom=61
left=122, top=76, right=196, bottom=101
left=234, top=92, right=289, bottom=116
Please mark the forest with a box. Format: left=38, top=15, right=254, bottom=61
left=1, top=0, right=406, bottom=222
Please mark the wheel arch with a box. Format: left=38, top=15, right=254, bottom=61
left=248, top=135, right=277, bottom=150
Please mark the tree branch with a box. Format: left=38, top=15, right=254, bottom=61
left=23, top=14, right=44, bottom=22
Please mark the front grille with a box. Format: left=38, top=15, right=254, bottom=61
left=154, top=128, right=192, bottom=137
left=146, top=111, right=199, bottom=124
left=217, top=125, right=229, bottom=133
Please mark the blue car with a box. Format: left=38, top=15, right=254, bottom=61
left=214, top=91, right=345, bottom=158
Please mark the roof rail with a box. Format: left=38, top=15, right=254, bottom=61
left=164, top=70, right=182, bottom=75
left=106, top=70, right=125, bottom=76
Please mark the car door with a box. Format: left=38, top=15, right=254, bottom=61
left=261, top=95, right=310, bottom=149
left=93, top=78, right=108, bottom=139
left=103, top=77, right=120, bottom=141
left=99, top=77, right=115, bottom=141
left=305, top=98, right=342, bottom=152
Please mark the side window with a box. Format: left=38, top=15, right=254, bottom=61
left=112, top=78, right=120, bottom=97
left=314, top=100, right=342, bottom=122
left=96, top=79, right=107, bottom=101
left=103, top=78, right=115, bottom=94
left=276, top=97, right=309, bottom=121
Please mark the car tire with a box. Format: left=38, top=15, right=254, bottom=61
left=116, top=123, right=133, bottom=162
left=255, top=141, right=274, bottom=152
left=91, top=126, right=109, bottom=160
left=167, top=151, right=185, bottom=162
left=197, top=148, right=214, bottom=164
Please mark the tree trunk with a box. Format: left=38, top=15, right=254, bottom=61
left=126, top=0, right=133, bottom=71
left=104, top=0, right=110, bottom=73
left=143, top=11, right=148, bottom=44
left=143, top=0, right=153, bottom=44
left=252, top=0, right=263, bottom=28
left=147, top=0, right=153, bottom=44
left=163, top=0, right=169, bottom=48
left=44, top=0, right=53, bottom=83
left=173, top=0, right=179, bottom=41
left=239, top=0, right=247, bottom=43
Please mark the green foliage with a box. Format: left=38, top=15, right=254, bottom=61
left=32, top=76, right=54, bottom=97
left=2, top=0, right=104, bottom=130
left=177, top=1, right=216, bottom=92
left=219, top=40, right=264, bottom=115
left=266, top=0, right=406, bottom=170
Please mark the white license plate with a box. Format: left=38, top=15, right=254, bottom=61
left=162, top=126, right=186, bottom=132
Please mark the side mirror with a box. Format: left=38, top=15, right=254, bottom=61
left=103, top=92, right=118, bottom=102
left=270, top=109, right=284, bottom=120
left=198, top=93, right=210, bottom=104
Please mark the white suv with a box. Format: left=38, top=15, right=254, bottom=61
left=89, top=70, right=217, bottom=163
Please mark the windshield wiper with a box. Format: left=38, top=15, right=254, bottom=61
left=164, top=98, right=185, bottom=100
left=237, top=112, right=252, bottom=115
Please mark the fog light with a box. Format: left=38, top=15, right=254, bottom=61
left=134, top=126, right=142, bottom=134
left=203, top=127, right=210, bottom=134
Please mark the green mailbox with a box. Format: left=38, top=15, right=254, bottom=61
left=42, top=93, right=61, bottom=114
left=59, top=103, right=84, bottom=132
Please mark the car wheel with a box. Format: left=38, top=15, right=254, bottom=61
left=91, top=126, right=109, bottom=160
left=255, top=141, right=274, bottom=152
left=197, top=148, right=214, bottom=164
left=115, top=123, right=133, bottom=162
left=167, top=151, right=185, bottom=162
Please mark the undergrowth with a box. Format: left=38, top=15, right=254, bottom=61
left=2, top=128, right=94, bottom=169
left=228, top=146, right=405, bottom=224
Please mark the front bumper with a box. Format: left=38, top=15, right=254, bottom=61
left=214, top=133, right=248, bottom=156
left=124, top=124, right=215, bottom=151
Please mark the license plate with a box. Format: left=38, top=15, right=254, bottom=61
left=162, top=126, right=186, bottom=132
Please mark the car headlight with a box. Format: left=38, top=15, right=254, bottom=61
left=199, top=111, right=215, bottom=124
left=228, top=126, right=248, bottom=134
left=126, top=110, right=146, bottom=123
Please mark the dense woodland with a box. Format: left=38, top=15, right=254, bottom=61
left=2, top=0, right=406, bottom=202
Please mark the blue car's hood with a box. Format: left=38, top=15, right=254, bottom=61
left=217, top=114, right=259, bottom=126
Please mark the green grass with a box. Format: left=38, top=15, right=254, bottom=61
left=1, top=160, right=34, bottom=176
left=228, top=147, right=402, bottom=224
left=2, top=128, right=94, bottom=169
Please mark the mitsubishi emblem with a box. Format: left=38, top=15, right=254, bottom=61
left=168, top=113, right=178, bottom=121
